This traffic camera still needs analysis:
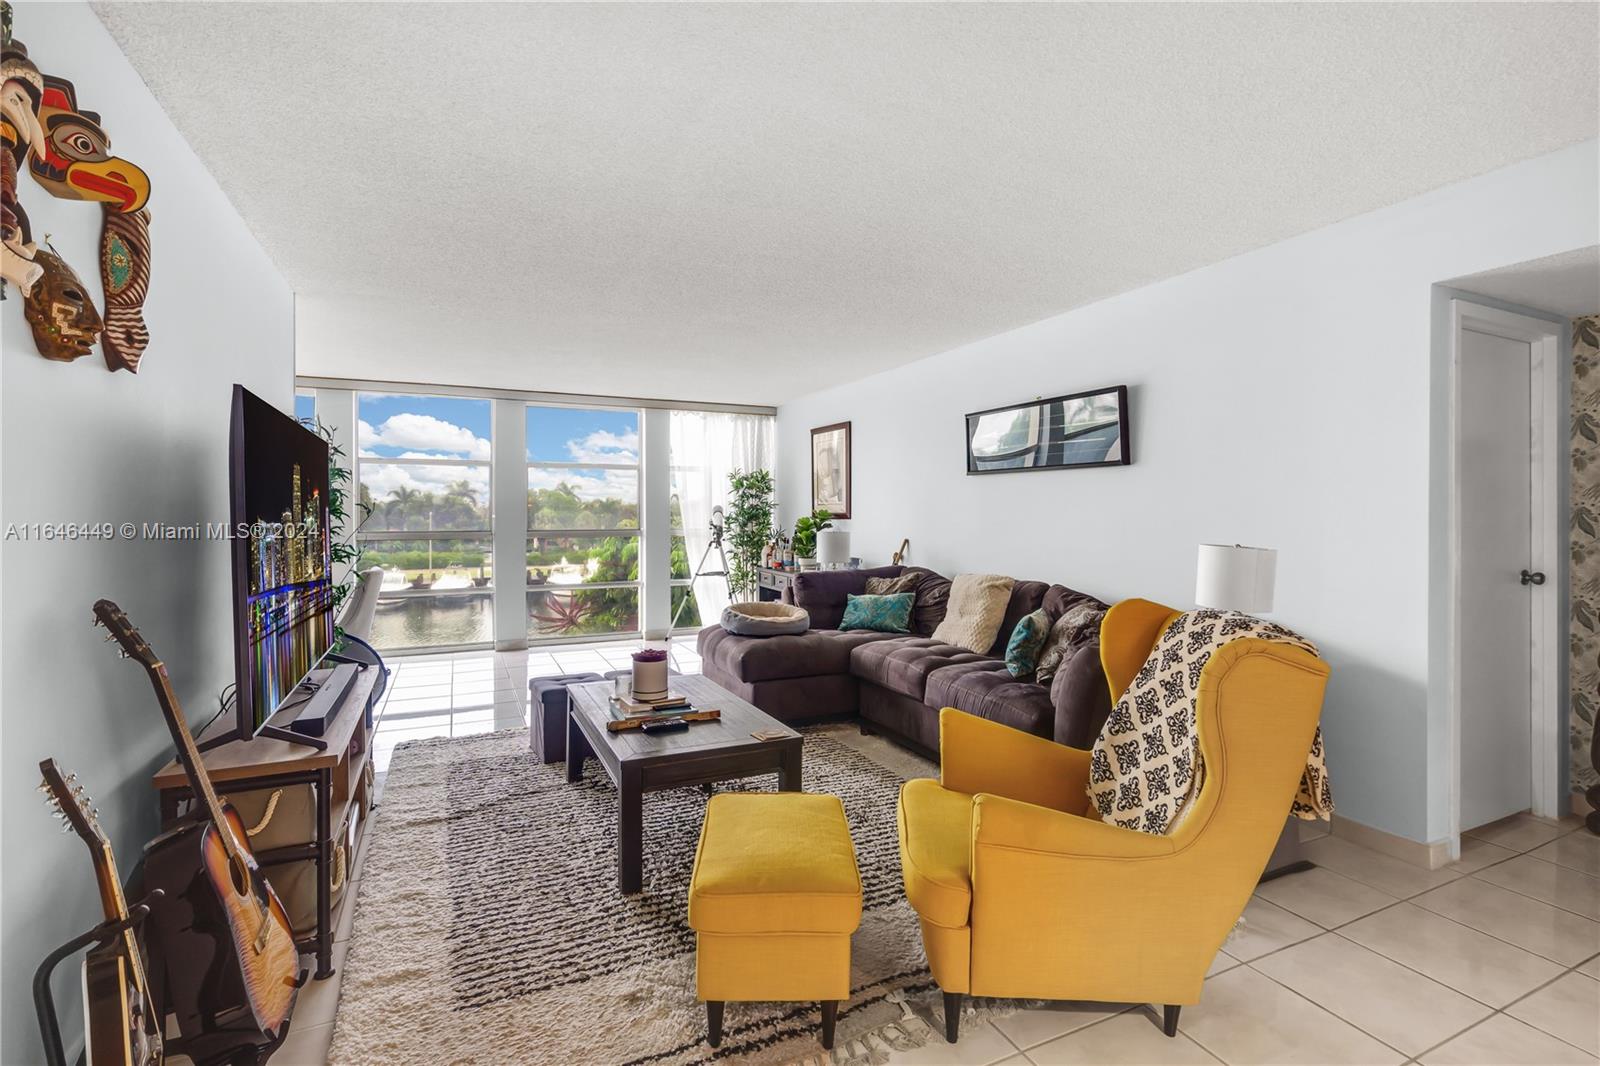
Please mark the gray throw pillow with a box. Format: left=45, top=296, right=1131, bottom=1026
left=1035, top=601, right=1108, bottom=684
left=865, top=573, right=920, bottom=596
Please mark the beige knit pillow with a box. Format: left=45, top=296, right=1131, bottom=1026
left=931, top=573, right=1015, bottom=653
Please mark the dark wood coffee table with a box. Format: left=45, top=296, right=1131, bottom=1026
left=565, top=673, right=803, bottom=893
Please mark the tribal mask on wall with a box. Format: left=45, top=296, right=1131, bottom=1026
left=29, top=76, right=148, bottom=211
left=24, top=245, right=102, bottom=361
left=1, top=28, right=44, bottom=295
left=25, top=73, right=153, bottom=372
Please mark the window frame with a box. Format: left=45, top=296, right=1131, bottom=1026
left=525, top=401, right=644, bottom=643
left=354, top=392, right=495, bottom=651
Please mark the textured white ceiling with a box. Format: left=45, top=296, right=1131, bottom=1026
left=1450, top=246, right=1600, bottom=319
left=93, top=2, right=1598, bottom=404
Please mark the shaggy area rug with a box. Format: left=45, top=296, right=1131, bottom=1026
left=328, top=726, right=979, bottom=1065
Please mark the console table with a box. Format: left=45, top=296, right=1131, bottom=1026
left=756, top=566, right=800, bottom=602
left=150, top=665, right=378, bottom=981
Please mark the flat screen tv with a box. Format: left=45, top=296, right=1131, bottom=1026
left=229, top=384, right=334, bottom=738
left=965, top=385, right=1130, bottom=474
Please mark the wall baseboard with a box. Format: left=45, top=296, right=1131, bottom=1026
left=1330, top=815, right=1452, bottom=870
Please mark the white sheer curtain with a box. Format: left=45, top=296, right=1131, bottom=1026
left=670, top=410, right=775, bottom=624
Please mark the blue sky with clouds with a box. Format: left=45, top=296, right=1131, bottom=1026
left=350, top=395, right=639, bottom=505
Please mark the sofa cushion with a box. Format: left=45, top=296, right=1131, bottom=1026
left=1042, top=583, right=1104, bottom=623
left=840, top=593, right=914, bottom=633
left=904, top=567, right=952, bottom=636
left=790, top=566, right=904, bottom=629
left=897, top=778, right=972, bottom=929
left=699, top=625, right=900, bottom=683
left=925, top=660, right=1057, bottom=737
left=986, top=579, right=1052, bottom=657
left=865, top=572, right=920, bottom=596
left=1036, top=600, right=1108, bottom=684
left=1003, top=607, right=1051, bottom=678
left=850, top=637, right=992, bottom=701
left=933, top=574, right=1015, bottom=653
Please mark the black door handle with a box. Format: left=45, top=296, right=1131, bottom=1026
left=1521, top=569, right=1546, bottom=586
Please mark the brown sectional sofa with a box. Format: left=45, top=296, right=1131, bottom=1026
left=697, top=565, right=1112, bottom=757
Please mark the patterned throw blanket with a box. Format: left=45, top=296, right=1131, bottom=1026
left=1087, top=610, right=1333, bottom=835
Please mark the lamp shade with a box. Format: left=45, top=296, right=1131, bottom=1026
left=817, top=528, right=851, bottom=568
left=1196, top=544, right=1277, bottom=613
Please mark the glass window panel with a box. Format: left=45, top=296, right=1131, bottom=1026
left=359, top=464, right=490, bottom=531
left=370, top=594, right=493, bottom=650
left=528, top=468, right=638, bottom=530
left=294, top=392, right=316, bottom=424
left=526, top=534, right=638, bottom=586
left=670, top=535, right=692, bottom=580
left=358, top=393, right=491, bottom=461
left=527, top=587, right=639, bottom=639
left=362, top=538, right=493, bottom=588
left=670, top=584, right=702, bottom=629
left=526, top=406, right=639, bottom=464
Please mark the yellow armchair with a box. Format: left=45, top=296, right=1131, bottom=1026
left=896, top=598, right=1331, bottom=1042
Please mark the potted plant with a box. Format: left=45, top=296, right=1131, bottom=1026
left=791, top=508, right=834, bottom=569
left=725, top=469, right=775, bottom=601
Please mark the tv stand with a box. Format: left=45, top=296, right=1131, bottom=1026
left=151, top=663, right=379, bottom=982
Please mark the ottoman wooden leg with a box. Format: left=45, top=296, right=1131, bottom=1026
left=706, top=1001, right=724, bottom=1047
left=821, top=1000, right=838, bottom=1050
left=943, top=992, right=962, bottom=1043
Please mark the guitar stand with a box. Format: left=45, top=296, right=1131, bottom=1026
left=33, top=891, right=163, bottom=1066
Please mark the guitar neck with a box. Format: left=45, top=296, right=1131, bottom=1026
left=149, top=664, right=233, bottom=841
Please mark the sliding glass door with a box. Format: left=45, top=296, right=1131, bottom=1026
left=525, top=404, right=643, bottom=641
left=355, top=393, right=494, bottom=651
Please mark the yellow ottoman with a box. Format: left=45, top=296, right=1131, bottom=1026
left=688, top=792, right=862, bottom=1050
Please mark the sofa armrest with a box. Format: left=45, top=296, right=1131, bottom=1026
left=1050, top=640, right=1113, bottom=750
left=939, top=709, right=1092, bottom=814
left=972, top=793, right=1174, bottom=859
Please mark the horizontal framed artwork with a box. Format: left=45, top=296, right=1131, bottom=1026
left=965, top=385, right=1130, bottom=474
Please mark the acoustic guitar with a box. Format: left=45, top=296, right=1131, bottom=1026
left=38, top=759, right=164, bottom=1066
left=93, top=600, right=300, bottom=1053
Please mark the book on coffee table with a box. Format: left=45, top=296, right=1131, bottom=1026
left=610, top=692, right=692, bottom=719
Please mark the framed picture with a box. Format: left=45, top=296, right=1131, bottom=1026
left=811, top=421, right=851, bottom=518
left=965, top=385, right=1130, bottom=474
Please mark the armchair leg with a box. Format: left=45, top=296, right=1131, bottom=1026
left=820, top=1000, right=838, bottom=1049
left=707, top=1001, right=723, bottom=1047
left=942, top=992, right=963, bottom=1043
left=1162, top=1004, right=1181, bottom=1037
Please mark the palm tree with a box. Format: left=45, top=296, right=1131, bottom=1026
left=386, top=485, right=420, bottom=526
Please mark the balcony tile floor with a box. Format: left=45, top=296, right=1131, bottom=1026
left=261, top=647, right=1600, bottom=1066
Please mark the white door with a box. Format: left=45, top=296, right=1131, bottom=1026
left=1458, top=326, right=1534, bottom=831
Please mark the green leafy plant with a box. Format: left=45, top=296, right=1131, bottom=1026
left=725, top=469, right=775, bottom=602
left=791, top=507, right=834, bottom=559
left=300, top=417, right=373, bottom=629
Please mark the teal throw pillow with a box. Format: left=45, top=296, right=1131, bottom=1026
left=840, top=593, right=914, bottom=634
left=1005, top=607, right=1052, bottom=678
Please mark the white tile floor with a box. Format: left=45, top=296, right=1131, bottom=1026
left=282, top=646, right=1600, bottom=1066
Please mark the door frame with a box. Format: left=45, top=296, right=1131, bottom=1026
left=1446, top=299, right=1564, bottom=847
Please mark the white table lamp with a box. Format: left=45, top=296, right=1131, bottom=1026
left=817, top=528, right=851, bottom=570
left=1196, top=544, right=1277, bottom=613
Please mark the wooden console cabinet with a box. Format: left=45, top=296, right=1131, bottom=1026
left=150, top=665, right=378, bottom=982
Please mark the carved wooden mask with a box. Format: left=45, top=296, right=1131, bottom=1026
left=0, top=31, right=43, bottom=294
left=24, top=246, right=102, bottom=361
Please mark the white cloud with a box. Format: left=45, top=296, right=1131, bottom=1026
left=527, top=465, right=637, bottom=503
left=565, top=429, right=638, bottom=464
left=361, top=413, right=489, bottom=460
left=361, top=464, right=489, bottom=507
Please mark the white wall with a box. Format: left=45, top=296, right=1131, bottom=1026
left=0, top=4, right=293, bottom=1060
left=776, top=140, right=1599, bottom=845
